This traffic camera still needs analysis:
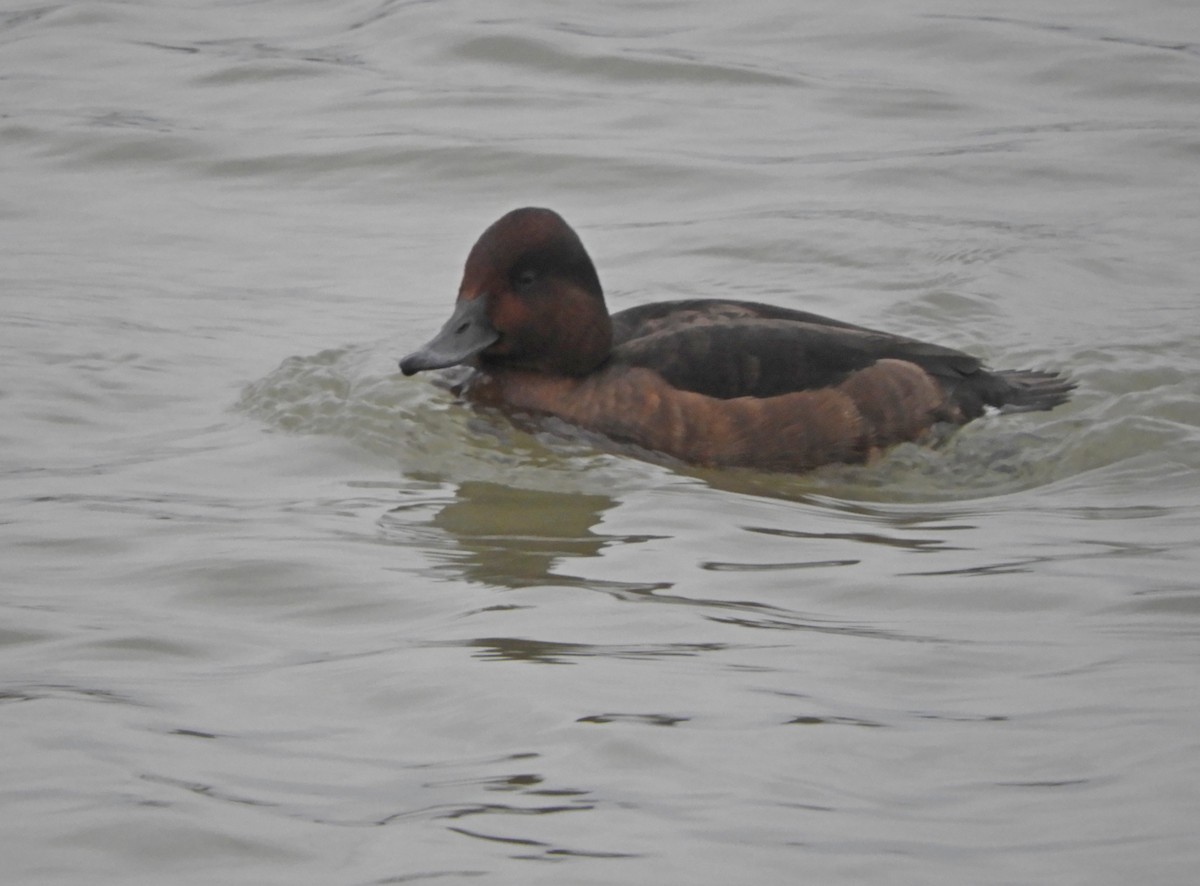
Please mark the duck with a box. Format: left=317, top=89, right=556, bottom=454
left=400, top=207, right=1073, bottom=472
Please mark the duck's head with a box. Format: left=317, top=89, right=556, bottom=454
left=400, top=207, right=612, bottom=378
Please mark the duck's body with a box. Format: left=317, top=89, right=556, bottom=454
left=400, top=208, right=1073, bottom=472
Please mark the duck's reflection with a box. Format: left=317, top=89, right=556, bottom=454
left=381, top=479, right=935, bottom=665
left=382, top=480, right=663, bottom=592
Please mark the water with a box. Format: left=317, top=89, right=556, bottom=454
left=4, top=1, right=1200, bottom=883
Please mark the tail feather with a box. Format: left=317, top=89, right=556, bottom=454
left=992, top=369, right=1076, bottom=413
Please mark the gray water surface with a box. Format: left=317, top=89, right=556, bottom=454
left=4, top=1, right=1200, bottom=884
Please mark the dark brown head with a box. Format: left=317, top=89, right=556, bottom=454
left=400, top=208, right=613, bottom=377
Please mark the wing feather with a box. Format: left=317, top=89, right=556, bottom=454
left=612, top=315, right=979, bottom=400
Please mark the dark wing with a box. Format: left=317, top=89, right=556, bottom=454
left=610, top=298, right=876, bottom=345
left=609, top=299, right=1073, bottom=418
left=612, top=315, right=982, bottom=401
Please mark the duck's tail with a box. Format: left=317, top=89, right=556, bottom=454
left=992, top=369, right=1076, bottom=413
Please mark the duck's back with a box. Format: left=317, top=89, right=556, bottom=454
left=611, top=298, right=872, bottom=345
left=609, top=298, right=1072, bottom=420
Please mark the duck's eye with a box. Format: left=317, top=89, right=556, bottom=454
left=514, top=268, right=538, bottom=290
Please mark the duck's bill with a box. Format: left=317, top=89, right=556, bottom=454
left=399, top=296, right=499, bottom=375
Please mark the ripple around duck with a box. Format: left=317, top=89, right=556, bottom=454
left=237, top=336, right=1200, bottom=506
left=235, top=341, right=672, bottom=496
